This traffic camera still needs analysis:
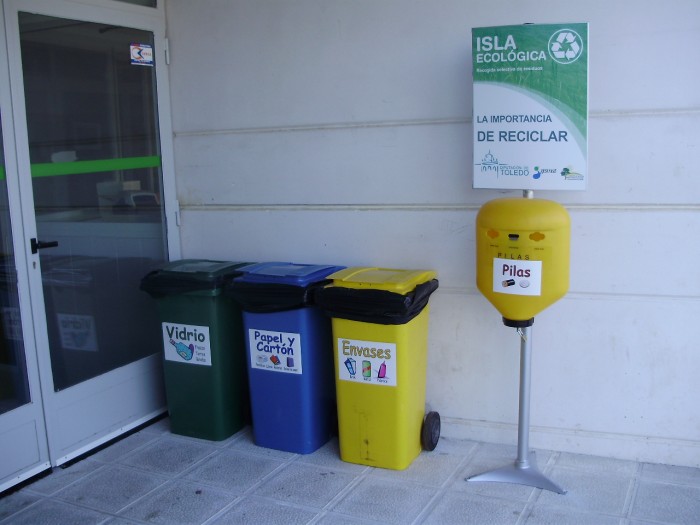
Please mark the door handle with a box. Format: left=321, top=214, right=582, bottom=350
left=30, top=238, right=59, bottom=254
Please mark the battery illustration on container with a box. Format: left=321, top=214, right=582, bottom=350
left=344, top=357, right=356, bottom=375
left=362, top=360, right=372, bottom=378
left=502, top=279, right=516, bottom=287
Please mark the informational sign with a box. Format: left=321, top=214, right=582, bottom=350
left=248, top=329, right=302, bottom=375
left=58, top=314, right=98, bottom=351
left=493, top=258, right=542, bottom=296
left=472, top=23, right=588, bottom=190
left=162, top=322, right=211, bottom=366
left=130, top=43, right=153, bottom=66
left=337, top=338, right=397, bottom=387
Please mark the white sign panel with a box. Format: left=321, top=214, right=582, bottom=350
left=473, top=23, right=588, bottom=190
left=162, top=322, right=211, bottom=366
left=493, top=258, right=542, bottom=296
left=337, top=338, right=397, bottom=387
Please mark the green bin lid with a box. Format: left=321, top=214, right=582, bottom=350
left=158, top=259, right=248, bottom=279
left=140, top=259, right=250, bottom=297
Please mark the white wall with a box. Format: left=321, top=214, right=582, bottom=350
left=164, top=0, right=700, bottom=467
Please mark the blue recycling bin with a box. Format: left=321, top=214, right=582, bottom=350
left=227, top=262, right=344, bottom=454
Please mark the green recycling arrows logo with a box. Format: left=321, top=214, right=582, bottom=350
left=548, top=29, right=584, bottom=64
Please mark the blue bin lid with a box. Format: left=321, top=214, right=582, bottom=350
left=235, top=262, right=345, bottom=287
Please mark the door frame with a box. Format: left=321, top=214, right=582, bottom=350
left=0, top=2, right=50, bottom=494
left=1, top=0, right=180, bottom=481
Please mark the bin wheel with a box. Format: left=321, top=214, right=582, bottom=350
left=421, top=411, right=440, bottom=451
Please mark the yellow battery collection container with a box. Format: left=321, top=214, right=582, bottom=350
left=476, top=198, right=570, bottom=323
left=320, top=267, right=437, bottom=470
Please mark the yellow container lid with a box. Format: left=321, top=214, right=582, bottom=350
left=326, top=267, right=437, bottom=295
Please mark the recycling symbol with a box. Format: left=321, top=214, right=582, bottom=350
left=548, top=29, right=583, bottom=64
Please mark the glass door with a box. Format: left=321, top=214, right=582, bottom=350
left=20, top=11, right=167, bottom=391
left=3, top=0, right=179, bottom=475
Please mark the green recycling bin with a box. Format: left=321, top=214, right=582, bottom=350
left=141, top=259, right=250, bottom=440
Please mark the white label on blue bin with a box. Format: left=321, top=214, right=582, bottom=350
left=337, top=338, right=397, bottom=387
left=249, top=329, right=302, bottom=375
left=57, top=313, right=98, bottom=352
left=162, top=322, right=212, bottom=366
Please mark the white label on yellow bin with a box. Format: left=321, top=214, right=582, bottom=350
left=493, top=258, right=542, bottom=296
left=337, top=338, right=397, bottom=387
left=162, top=322, right=211, bottom=366
left=248, top=329, right=302, bottom=375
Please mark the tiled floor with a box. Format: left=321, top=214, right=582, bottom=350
left=1, top=417, right=699, bottom=524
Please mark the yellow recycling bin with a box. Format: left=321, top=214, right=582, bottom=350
left=476, top=198, right=570, bottom=325
left=315, top=267, right=440, bottom=470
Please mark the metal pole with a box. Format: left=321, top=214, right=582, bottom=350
left=467, top=325, right=566, bottom=494
left=515, top=327, right=531, bottom=468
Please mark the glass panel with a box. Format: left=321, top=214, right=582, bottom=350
left=0, top=114, right=31, bottom=415
left=19, top=13, right=167, bottom=391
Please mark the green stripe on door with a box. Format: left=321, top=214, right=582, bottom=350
left=30, top=155, right=161, bottom=178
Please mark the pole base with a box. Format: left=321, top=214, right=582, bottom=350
left=467, top=452, right=566, bottom=494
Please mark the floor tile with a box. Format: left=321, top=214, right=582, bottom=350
left=20, top=459, right=104, bottom=497
left=90, top=430, right=160, bottom=464
left=431, top=437, right=479, bottom=457
left=640, top=462, right=700, bottom=487
left=253, top=462, right=358, bottom=509
left=421, top=491, right=526, bottom=525
left=630, top=480, right=700, bottom=525
left=535, top=467, right=632, bottom=516
left=184, top=448, right=286, bottom=493
left=554, top=452, right=638, bottom=476
left=118, top=435, right=216, bottom=476
left=208, top=495, right=318, bottom=524
left=53, top=464, right=168, bottom=513
left=227, top=429, right=297, bottom=461
left=368, top=448, right=466, bottom=487
left=331, top=475, right=437, bottom=524
left=314, top=511, right=385, bottom=524
left=5, top=414, right=700, bottom=525
left=523, top=503, right=620, bottom=525
left=2, top=498, right=110, bottom=525
left=0, top=490, right=41, bottom=521
left=118, top=479, right=235, bottom=524
left=295, top=438, right=368, bottom=474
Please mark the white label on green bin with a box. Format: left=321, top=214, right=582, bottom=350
left=337, top=338, right=397, bottom=387
left=248, top=329, right=302, bottom=374
left=162, top=322, right=211, bottom=366
left=57, top=313, right=98, bottom=352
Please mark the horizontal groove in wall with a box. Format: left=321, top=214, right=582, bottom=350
left=181, top=203, right=700, bottom=212
left=174, top=107, right=700, bottom=138
left=437, top=287, right=700, bottom=302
